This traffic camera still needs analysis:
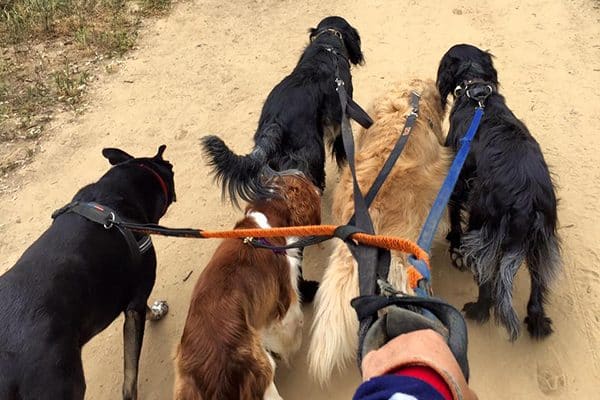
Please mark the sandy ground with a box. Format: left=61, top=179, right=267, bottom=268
left=1, top=0, right=599, bottom=398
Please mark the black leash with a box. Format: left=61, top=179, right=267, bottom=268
left=348, top=91, right=420, bottom=225
left=330, top=59, right=388, bottom=366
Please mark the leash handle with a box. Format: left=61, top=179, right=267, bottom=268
left=352, top=294, right=470, bottom=381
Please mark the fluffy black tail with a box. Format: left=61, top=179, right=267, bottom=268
left=200, top=124, right=282, bottom=206
left=461, top=212, right=561, bottom=341
left=461, top=216, right=524, bottom=340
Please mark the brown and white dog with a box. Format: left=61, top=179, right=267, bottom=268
left=174, top=173, right=320, bottom=400
left=308, top=79, right=452, bottom=384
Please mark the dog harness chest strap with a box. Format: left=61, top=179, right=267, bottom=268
left=51, top=201, right=153, bottom=264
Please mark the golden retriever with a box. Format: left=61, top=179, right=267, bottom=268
left=308, top=78, right=452, bottom=384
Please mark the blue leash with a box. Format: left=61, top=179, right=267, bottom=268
left=409, top=107, right=485, bottom=297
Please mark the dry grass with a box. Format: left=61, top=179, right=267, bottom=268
left=0, top=0, right=173, bottom=175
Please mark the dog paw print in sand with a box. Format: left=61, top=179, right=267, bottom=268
left=536, top=350, right=567, bottom=395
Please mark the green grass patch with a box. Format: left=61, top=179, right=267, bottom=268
left=0, top=0, right=175, bottom=172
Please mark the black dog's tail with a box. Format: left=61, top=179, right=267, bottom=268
left=461, top=216, right=523, bottom=340
left=461, top=211, right=561, bottom=341
left=200, top=124, right=282, bottom=206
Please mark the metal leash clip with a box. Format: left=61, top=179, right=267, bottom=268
left=377, top=278, right=404, bottom=298
left=335, top=77, right=345, bottom=92
left=103, top=212, right=116, bottom=230
left=466, top=84, right=493, bottom=108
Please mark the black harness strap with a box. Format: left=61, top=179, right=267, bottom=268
left=348, top=92, right=420, bottom=225
left=333, top=63, right=389, bottom=366
left=52, top=201, right=153, bottom=265
left=319, top=45, right=373, bottom=129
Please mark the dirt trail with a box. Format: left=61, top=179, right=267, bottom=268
left=1, top=0, right=599, bottom=398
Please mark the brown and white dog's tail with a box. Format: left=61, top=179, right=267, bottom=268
left=308, top=240, right=359, bottom=385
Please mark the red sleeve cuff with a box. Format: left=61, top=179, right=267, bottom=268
left=393, top=366, right=453, bottom=400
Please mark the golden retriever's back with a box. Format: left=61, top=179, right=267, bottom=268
left=333, top=78, right=452, bottom=237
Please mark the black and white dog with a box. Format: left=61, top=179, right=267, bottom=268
left=201, top=16, right=371, bottom=205
left=0, top=146, right=176, bottom=400
left=437, top=44, right=561, bottom=341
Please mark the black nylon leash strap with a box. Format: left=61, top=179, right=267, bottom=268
left=335, top=67, right=391, bottom=366
left=348, top=91, right=420, bottom=226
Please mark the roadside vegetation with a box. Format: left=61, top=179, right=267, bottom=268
left=0, top=0, right=172, bottom=177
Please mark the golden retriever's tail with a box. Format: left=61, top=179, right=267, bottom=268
left=173, top=346, right=203, bottom=400
left=308, top=240, right=359, bottom=385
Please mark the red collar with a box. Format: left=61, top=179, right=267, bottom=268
left=137, top=163, right=169, bottom=215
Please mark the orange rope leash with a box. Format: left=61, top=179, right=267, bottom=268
left=200, top=224, right=430, bottom=267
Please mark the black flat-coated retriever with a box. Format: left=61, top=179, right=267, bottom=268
left=437, top=44, right=561, bottom=341
left=201, top=16, right=371, bottom=205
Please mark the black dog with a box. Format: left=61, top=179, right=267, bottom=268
left=437, top=44, right=561, bottom=341
left=0, top=146, right=176, bottom=400
left=201, top=16, right=371, bottom=204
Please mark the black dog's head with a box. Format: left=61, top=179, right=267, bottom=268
left=309, top=16, right=364, bottom=65
left=102, top=145, right=177, bottom=215
left=436, top=44, right=499, bottom=109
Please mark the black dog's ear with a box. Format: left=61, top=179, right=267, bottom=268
left=154, top=144, right=167, bottom=160
left=344, top=26, right=364, bottom=66
left=102, top=148, right=134, bottom=165
left=436, top=55, right=458, bottom=110
left=483, top=50, right=499, bottom=85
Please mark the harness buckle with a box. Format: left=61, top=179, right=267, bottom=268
left=409, top=91, right=421, bottom=117
left=335, top=77, right=345, bottom=92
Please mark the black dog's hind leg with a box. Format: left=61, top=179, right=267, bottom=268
left=463, top=281, right=493, bottom=323
left=523, top=231, right=560, bottom=339
left=297, top=248, right=319, bottom=303
left=122, top=299, right=169, bottom=400
left=524, top=272, right=553, bottom=339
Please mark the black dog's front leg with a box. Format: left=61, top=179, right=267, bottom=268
left=122, top=308, right=145, bottom=400
left=447, top=178, right=470, bottom=270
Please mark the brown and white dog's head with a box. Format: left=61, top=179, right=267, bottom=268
left=262, top=172, right=321, bottom=227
